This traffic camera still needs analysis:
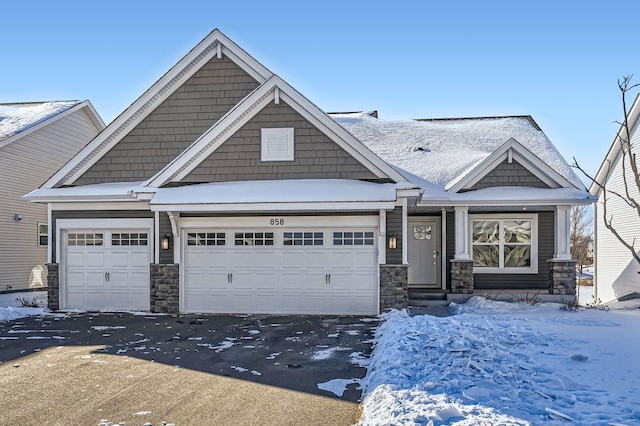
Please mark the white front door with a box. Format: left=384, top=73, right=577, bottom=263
left=61, top=221, right=152, bottom=311
left=183, top=225, right=378, bottom=315
left=407, top=218, right=441, bottom=287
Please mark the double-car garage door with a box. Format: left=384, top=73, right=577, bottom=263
left=183, top=226, right=378, bottom=314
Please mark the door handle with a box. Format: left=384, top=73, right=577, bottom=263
left=228, top=273, right=232, bottom=284
left=105, top=272, right=110, bottom=282
left=327, top=274, right=331, bottom=285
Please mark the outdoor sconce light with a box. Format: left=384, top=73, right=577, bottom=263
left=388, top=234, right=397, bottom=249
left=161, top=234, right=171, bottom=250
left=13, top=214, right=22, bottom=221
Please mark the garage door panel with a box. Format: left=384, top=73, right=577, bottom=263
left=86, top=252, right=106, bottom=267
left=66, top=252, right=87, bottom=268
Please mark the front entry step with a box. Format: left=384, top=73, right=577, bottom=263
left=408, top=289, right=448, bottom=307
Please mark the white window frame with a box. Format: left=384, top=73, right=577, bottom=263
left=261, top=128, right=294, bottom=161
left=37, top=222, right=48, bottom=247
left=470, top=214, right=538, bottom=274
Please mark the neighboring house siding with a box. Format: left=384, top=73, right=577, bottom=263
left=51, top=210, right=155, bottom=263
left=595, top=128, right=640, bottom=302
left=74, top=56, right=260, bottom=185
left=468, top=159, right=551, bottom=191
left=386, top=207, right=403, bottom=264
left=473, top=211, right=554, bottom=290
left=182, top=101, right=378, bottom=182
left=0, top=109, right=101, bottom=291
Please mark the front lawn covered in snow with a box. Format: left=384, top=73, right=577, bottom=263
left=359, top=297, right=640, bottom=425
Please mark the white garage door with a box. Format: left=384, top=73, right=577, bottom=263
left=64, top=230, right=151, bottom=311
left=183, top=227, right=378, bottom=314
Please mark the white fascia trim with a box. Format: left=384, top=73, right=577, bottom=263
left=418, top=196, right=597, bottom=207
left=50, top=201, right=150, bottom=211
left=397, top=189, right=422, bottom=197
left=447, top=138, right=575, bottom=192
left=590, top=93, right=640, bottom=196
left=150, top=201, right=396, bottom=212
left=43, top=30, right=273, bottom=189
left=180, top=215, right=379, bottom=228
left=0, top=101, right=100, bottom=150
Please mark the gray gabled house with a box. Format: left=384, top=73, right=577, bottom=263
left=0, top=101, right=104, bottom=292
left=25, top=30, right=593, bottom=314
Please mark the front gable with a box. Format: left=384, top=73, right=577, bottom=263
left=43, top=29, right=273, bottom=189
left=181, top=100, right=378, bottom=183
left=447, top=138, right=577, bottom=193
left=75, top=55, right=261, bottom=185
left=464, top=158, right=551, bottom=191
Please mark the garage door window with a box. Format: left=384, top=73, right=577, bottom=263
left=187, top=232, right=226, bottom=246
left=112, top=233, right=148, bottom=246
left=235, top=232, right=274, bottom=246
left=284, top=232, right=323, bottom=246
left=67, top=233, right=103, bottom=246
left=333, top=231, right=375, bottom=246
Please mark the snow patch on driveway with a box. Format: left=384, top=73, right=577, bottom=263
left=317, top=378, right=360, bottom=397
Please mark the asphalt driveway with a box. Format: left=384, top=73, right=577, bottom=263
left=0, top=312, right=377, bottom=425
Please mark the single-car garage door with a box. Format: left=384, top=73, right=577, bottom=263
left=183, top=225, right=378, bottom=314
left=63, top=229, right=151, bottom=311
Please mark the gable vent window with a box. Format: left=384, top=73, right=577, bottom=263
left=261, top=128, right=294, bottom=161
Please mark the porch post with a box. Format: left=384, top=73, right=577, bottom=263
left=454, top=206, right=470, bottom=260
left=554, top=205, right=572, bottom=260
left=401, top=198, right=408, bottom=264
left=548, top=205, right=576, bottom=296
left=451, top=206, right=474, bottom=293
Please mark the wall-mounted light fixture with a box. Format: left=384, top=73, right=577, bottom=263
left=13, top=214, right=22, bottom=221
left=388, top=234, right=397, bottom=249
left=161, top=234, right=171, bottom=250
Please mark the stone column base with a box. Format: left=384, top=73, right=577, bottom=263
left=151, top=264, right=180, bottom=314
left=46, top=263, right=60, bottom=310
left=450, top=259, right=474, bottom=294
left=548, top=259, right=577, bottom=295
left=380, top=264, right=408, bottom=310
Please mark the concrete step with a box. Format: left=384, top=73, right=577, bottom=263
left=408, top=290, right=447, bottom=301
left=408, top=299, right=449, bottom=308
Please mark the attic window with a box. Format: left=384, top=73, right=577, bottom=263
left=261, top=128, right=294, bottom=161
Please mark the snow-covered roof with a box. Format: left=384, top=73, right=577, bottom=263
left=24, top=181, right=146, bottom=201
left=0, top=101, right=81, bottom=142
left=331, top=113, right=585, bottom=191
left=150, top=179, right=398, bottom=205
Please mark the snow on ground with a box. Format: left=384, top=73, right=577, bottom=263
left=359, top=297, right=640, bottom=425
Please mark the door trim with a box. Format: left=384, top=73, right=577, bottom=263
left=407, top=217, right=442, bottom=288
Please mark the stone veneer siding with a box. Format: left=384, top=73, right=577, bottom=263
left=450, top=260, right=474, bottom=293
left=46, top=263, right=60, bottom=310
left=548, top=260, right=577, bottom=295
left=380, top=264, right=408, bottom=310
left=151, top=264, right=180, bottom=314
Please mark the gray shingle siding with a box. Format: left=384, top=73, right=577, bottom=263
left=75, top=56, right=260, bottom=185
left=467, top=159, right=551, bottom=191
left=159, top=212, right=173, bottom=264
left=385, top=207, right=403, bottom=264
left=182, top=101, right=378, bottom=182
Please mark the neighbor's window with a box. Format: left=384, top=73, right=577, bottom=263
left=471, top=215, right=537, bottom=273
left=261, top=128, right=294, bottom=161
left=37, top=223, right=48, bottom=246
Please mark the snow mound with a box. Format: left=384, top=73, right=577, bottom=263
left=359, top=302, right=640, bottom=424
left=0, top=307, right=48, bottom=321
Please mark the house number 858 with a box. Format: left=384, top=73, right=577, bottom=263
left=270, top=218, right=285, bottom=226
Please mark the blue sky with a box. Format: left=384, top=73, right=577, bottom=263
left=2, top=0, right=639, bottom=181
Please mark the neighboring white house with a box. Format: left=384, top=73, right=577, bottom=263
left=590, top=94, right=640, bottom=303
left=0, top=101, right=104, bottom=292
